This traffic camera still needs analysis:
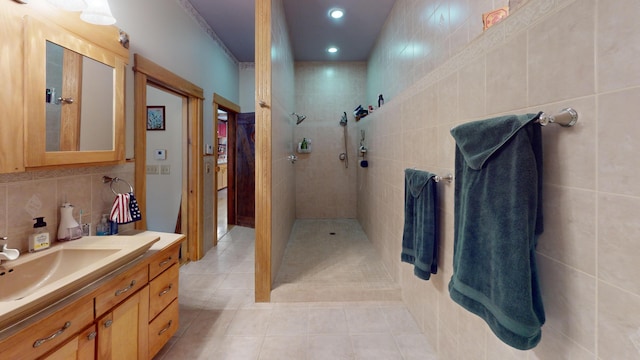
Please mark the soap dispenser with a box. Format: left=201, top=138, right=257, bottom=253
left=29, top=217, right=50, bottom=252
left=57, top=202, right=83, bottom=241
left=96, top=214, right=111, bottom=236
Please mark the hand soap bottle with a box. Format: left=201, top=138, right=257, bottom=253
left=57, top=202, right=83, bottom=241
left=29, top=217, right=50, bottom=252
left=96, top=214, right=111, bottom=236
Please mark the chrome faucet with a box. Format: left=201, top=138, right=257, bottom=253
left=0, top=236, right=20, bottom=262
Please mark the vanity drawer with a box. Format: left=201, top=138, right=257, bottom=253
left=95, top=265, right=148, bottom=317
left=0, top=299, right=93, bottom=359
left=149, top=263, right=179, bottom=320
left=148, top=298, right=179, bottom=358
left=149, top=246, right=179, bottom=280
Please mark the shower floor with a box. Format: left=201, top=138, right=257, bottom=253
left=271, top=219, right=401, bottom=302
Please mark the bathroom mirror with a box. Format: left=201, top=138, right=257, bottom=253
left=24, top=16, right=127, bottom=167
left=45, top=42, right=114, bottom=152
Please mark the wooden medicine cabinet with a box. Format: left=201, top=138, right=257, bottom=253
left=23, top=15, right=128, bottom=168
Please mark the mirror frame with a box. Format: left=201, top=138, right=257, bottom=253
left=24, top=16, right=126, bottom=167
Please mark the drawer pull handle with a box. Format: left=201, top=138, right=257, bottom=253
left=104, top=319, right=113, bottom=328
left=158, top=284, right=173, bottom=297
left=33, top=321, right=71, bottom=348
left=115, top=280, right=136, bottom=296
left=158, top=256, right=172, bottom=267
left=87, top=331, right=97, bottom=341
left=158, top=320, right=173, bottom=336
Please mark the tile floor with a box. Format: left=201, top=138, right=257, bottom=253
left=155, top=222, right=435, bottom=359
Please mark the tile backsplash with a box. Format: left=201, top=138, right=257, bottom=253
left=0, top=163, right=135, bottom=253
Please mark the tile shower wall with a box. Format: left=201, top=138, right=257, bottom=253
left=294, top=62, right=366, bottom=219
left=0, top=164, right=135, bottom=253
left=358, top=0, right=640, bottom=358
left=269, top=0, right=297, bottom=282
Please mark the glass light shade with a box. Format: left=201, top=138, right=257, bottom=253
left=80, top=0, right=116, bottom=25
left=329, top=8, right=344, bottom=19
left=47, top=0, right=87, bottom=11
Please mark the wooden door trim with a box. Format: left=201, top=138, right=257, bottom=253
left=133, top=54, right=205, bottom=261
left=255, top=0, right=272, bottom=302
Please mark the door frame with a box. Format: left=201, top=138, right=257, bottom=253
left=213, top=94, right=240, bottom=246
left=133, top=54, right=205, bottom=261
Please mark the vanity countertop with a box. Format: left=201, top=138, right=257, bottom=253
left=0, top=231, right=185, bottom=338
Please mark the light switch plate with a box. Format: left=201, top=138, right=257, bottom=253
left=146, top=165, right=159, bottom=174
left=205, top=144, right=214, bottom=154
left=160, top=165, right=171, bottom=175
left=154, top=149, right=167, bottom=160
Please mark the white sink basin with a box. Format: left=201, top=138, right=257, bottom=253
left=0, top=235, right=159, bottom=328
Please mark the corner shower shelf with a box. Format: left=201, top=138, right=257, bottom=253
left=297, top=139, right=312, bottom=154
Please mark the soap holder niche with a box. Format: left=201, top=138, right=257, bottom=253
left=297, top=138, right=312, bottom=153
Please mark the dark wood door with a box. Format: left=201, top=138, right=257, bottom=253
left=235, top=112, right=255, bottom=227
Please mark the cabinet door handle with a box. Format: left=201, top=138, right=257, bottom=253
left=158, top=257, right=172, bottom=267
left=33, top=321, right=71, bottom=348
left=158, top=283, right=173, bottom=297
left=115, top=280, right=136, bottom=296
left=104, top=319, right=113, bottom=328
left=158, top=320, right=173, bottom=336
left=87, top=331, right=97, bottom=341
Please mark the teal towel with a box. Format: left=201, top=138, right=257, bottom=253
left=448, top=113, right=545, bottom=350
left=401, top=169, right=438, bottom=280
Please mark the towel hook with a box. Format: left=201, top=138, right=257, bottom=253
left=434, top=173, right=454, bottom=183
left=103, top=176, right=133, bottom=195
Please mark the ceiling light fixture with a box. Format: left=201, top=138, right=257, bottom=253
left=80, top=0, right=116, bottom=25
left=327, top=47, right=339, bottom=53
left=329, top=8, right=344, bottom=19
left=46, top=0, right=117, bottom=25
left=47, top=0, right=87, bottom=11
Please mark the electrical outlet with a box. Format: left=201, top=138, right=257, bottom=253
left=146, top=165, right=159, bottom=174
left=160, top=165, right=171, bottom=175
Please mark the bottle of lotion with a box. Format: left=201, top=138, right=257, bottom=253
left=29, top=217, right=50, bottom=252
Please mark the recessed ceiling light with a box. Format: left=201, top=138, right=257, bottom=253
left=329, top=8, right=344, bottom=19
left=327, top=47, right=339, bottom=53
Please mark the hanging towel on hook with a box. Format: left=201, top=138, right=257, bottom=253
left=401, top=169, right=438, bottom=280
left=448, top=113, right=545, bottom=350
left=110, top=192, right=142, bottom=224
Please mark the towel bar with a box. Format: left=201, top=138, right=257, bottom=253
left=536, top=108, right=578, bottom=127
left=434, top=173, right=453, bottom=183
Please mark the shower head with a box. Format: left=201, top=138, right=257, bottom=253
left=339, top=112, right=348, bottom=126
left=292, top=113, right=306, bottom=125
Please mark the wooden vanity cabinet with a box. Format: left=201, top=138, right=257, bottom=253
left=147, top=245, right=180, bottom=359
left=97, top=286, right=149, bottom=360
left=0, top=237, right=184, bottom=360
left=0, top=298, right=94, bottom=359
left=41, top=324, right=97, bottom=360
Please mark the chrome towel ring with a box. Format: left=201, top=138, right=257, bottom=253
left=102, top=176, right=133, bottom=195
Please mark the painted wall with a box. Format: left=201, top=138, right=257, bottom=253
left=359, top=0, right=640, bottom=358
left=0, top=0, right=239, bottom=255
left=239, top=63, right=256, bottom=113
left=145, top=86, right=183, bottom=233
left=269, top=0, right=296, bottom=283
left=294, top=62, right=366, bottom=219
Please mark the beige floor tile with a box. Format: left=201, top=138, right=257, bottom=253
left=164, top=223, right=428, bottom=360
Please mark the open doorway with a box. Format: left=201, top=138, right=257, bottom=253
left=133, top=54, right=205, bottom=261
left=213, top=94, right=240, bottom=243
left=145, top=85, right=184, bottom=234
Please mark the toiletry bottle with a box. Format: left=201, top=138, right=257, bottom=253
left=58, top=202, right=83, bottom=241
left=29, top=217, right=50, bottom=252
left=96, top=214, right=111, bottom=236
left=301, top=138, right=308, bottom=150
left=378, top=94, right=384, bottom=107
